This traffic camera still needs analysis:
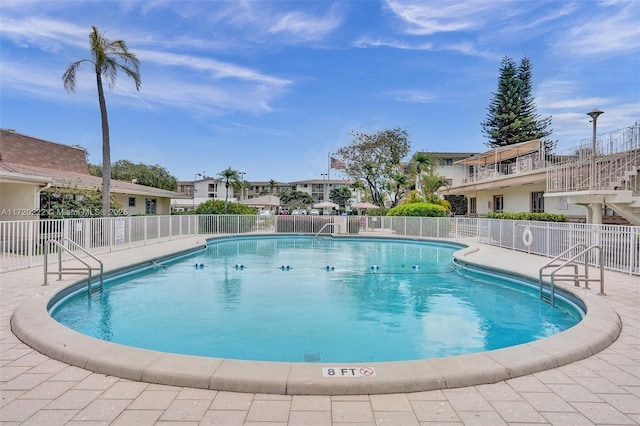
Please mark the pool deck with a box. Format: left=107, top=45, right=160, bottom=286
left=1, top=235, right=639, bottom=425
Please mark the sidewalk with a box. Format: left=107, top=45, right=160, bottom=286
left=1, top=237, right=638, bottom=425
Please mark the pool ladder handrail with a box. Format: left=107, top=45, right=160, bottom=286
left=538, top=243, right=605, bottom=306
left=44, top=238, right=104, bottom=294
left=313, top=222, right=341, bottom=239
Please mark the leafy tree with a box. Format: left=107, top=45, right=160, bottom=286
left=40, top=186, right=123, bottom=219
left=63, top=26, right=141, bottom=217
left=279, top=190, right=313, bottom=209
left=216, top=167, right=242, bottom=212
left=91, top=160, right=178, bottom=191
left=482, top=56, right=553, bottom=149
left=336, top=127, right=411, bottom=207
left=88, top=163, right=102, bottom=177
left=329, top=187, right=352, bottom=209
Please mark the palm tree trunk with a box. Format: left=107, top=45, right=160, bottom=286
left=225, top=182, right=230, bottom=212
left=96, top=72, right=111, bottom=217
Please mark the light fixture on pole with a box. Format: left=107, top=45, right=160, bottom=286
left=586, top=109, right=604, bottom=189
left=193, top=172, right=204, bottom=209
left=320, top=173, right=328, bottom=202
left=239, top=172, right=246, bottom=201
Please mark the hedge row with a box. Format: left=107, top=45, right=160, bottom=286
left=386, top=202, right=448, bottom=217
left=485, top=212, right=568, bottom=222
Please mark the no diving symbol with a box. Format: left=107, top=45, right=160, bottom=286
left=359, top=367, right=375, bottom=376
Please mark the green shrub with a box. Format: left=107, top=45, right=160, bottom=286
left=386, top=202, right=447, bottom=217
left=485, top=212, right=568, bottom=222
left=195, top=200, right=257, bottom=215
left=365, top=207, right=388, bottom=216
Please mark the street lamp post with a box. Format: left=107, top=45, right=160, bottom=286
left=587, top=109, right=604, bottom=190
left=239, top=172, right=246, bottom=201
left=320, top=173, right=328, bottom=202
left=193, top=172, right=204, bottom=210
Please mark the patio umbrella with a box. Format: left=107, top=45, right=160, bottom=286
left=313, top=201, right=339, bottom=209
left=351, top=202, right=378, bottom=209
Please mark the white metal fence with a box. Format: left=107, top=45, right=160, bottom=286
left=1, top=215, right=638, bottom=275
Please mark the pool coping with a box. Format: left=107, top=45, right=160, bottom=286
left=10, top=236, right=622, bottom=395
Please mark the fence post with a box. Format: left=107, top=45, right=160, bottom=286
left=27, top=220, right=34, bottom=268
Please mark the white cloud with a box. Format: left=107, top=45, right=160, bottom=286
left=138, top=50, right=291, bottom=87
left=384, top=0, right=496, bottom=35
left=387, top=89, right=435, bottom=103
left=353, top=37, right=433, bottom=50
left=553, top=2, right=640, bottom=57
left=268, top=9, right=342, bottom=42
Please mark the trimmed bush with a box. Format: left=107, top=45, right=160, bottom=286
left=195, top=200, right=257, bottom=215
left=386, top=202, right=448, bottom=217
left=485, top=212, right=568, bottom=222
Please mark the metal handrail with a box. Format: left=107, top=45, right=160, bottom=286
left=539, top=243, right=605, bottom=305
left=313, top=222, right=340, bottom=239
left=44, top=238, right=103, bottom=293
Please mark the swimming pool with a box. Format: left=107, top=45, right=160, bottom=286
left=50, top=236, right=583, bottom=363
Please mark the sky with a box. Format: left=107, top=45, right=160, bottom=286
left=1, top=1, right=639, bottom=183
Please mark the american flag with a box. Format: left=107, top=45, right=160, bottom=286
left=330, top=156, right=346, bottom=169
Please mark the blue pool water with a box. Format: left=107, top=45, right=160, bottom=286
left=50, top=236, right=583, bottom=363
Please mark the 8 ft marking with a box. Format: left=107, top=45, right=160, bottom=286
left=322, top=367, right=377, bottom=378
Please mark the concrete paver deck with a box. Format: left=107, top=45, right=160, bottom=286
left=1, top=236, right=639, bottom=425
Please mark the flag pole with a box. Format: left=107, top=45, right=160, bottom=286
left=327, top=152, right=331, bottom=202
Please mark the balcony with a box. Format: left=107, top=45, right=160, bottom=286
left=452, top=139, right=546, bottom=186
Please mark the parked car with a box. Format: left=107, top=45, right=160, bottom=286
left=309, top=209, right=320, bottom=215
left=258, top=210, right=272, bottom=217
left=291, top=209, right=307, bottom=215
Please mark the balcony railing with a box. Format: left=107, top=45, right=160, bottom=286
left=547, top=121, right=640, bottom=193
left=456, top=151, right=546, bottom=185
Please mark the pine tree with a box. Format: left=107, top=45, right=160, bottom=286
left=482, top=56, right=554, bottom=150
left=517, top=57, right=555, bottom=150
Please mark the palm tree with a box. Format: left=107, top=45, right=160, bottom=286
left=410, top=152, right=433, bottom=201
left=217, top=167, right=242, bottom=212
left=63, top=26, right=141, bottom=217
left=268, top=179, right=278, bottom=194
left=389, top=173, right=410, bottom=207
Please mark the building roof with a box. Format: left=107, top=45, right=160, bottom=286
left=289, top=179, right=353, bottom=185
left=0, top=130, right=188, bottom=199
left=454, top=139, right=542, bottom=166
left=428, top=152, right=479, bottom=159
left=1, top=129, right=88, bottom=174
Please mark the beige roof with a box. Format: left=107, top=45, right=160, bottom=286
left=454, top=139, right=541, bottom=166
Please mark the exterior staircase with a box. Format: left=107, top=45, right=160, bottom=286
left=547, top=121, right=640, bottom=225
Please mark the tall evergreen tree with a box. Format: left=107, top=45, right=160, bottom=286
left=482, top=56, right=553, bottom=150
left=517, top=57, right=555, bottom=150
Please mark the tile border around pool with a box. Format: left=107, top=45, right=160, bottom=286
left=10, top=236, right=622, bottom=395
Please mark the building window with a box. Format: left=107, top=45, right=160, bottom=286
left=531, top=191, right=544, bottom=213
left=469, top=197, right=477, bottom=215
left=145, top=198, right=157, bottom=214
left=128, top=197, right=135, bottom=207
left=493, top=195, right=504, bottom=212
left=208, top=194, right=217, bottom=198
left=445, top=158, right=453, bottom=166
left=208, top=183, right=216, bottom=192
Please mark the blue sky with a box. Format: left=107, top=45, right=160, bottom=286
left=1, top=1, right=638, bottom=183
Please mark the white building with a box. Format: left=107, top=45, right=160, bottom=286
left=448, top=121, right=640, bottom=225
